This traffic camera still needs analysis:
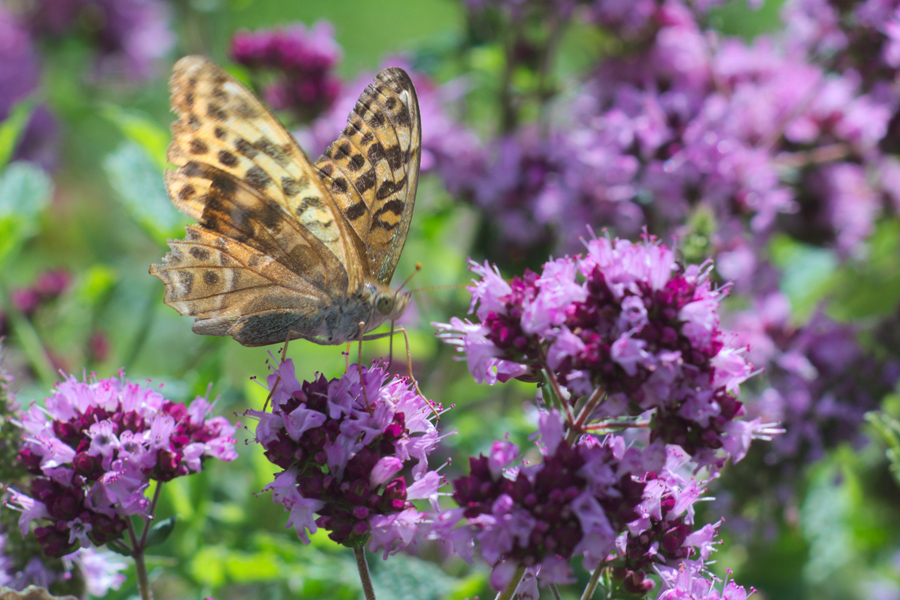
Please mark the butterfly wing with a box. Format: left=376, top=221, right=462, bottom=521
left=150, top=225, right=330, bottom=346
left=165, top=55, right=368, bottom=289
left=314, top=67, right=422, bottom=285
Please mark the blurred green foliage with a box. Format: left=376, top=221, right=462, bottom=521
left=3, top=1, right=900, bottom=599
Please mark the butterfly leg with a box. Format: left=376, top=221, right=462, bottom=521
left=357, top=320, right=373, bottom=412
left=264, top=330, right=296, bottom=411
left=396, top=326, right=438, bottom=419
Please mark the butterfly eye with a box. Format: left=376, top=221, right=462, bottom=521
left=375, top=293, right=395, bottom=315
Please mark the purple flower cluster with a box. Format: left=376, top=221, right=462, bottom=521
left=9, top=270, right=71, bottom=320
left=0, top=528, right=126, bottom=597
left=785, top=0, right=900, bottom=90
left=0, top=5, right=57, bottom=171
left=25, top=0, right=174, bottom=81
left=453, top=0, right=897, bottom=268
left=11, top=373, right=237, bottom=557
left=440, top=412, right=650, bottom=589
left=656, top=561, right=753, bottom=600
left=716, top=296, right=900, bottom=529
left=438, top=235, right=759, bottom=468
left=440, top=413, right=756, bottom=596
left=230, top=22, right=342, bottom=120
left=248, top=360, right=443, bottom=555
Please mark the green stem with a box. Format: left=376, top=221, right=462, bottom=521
left=139, top=483, right=163, bottom=549
left=126, top=518, right=154, bottom=600
left=123, top=293, right=158, bottom=371
left=353, top=546, right=377, bottom=600
left=580, top=565, right=606, bottom=600
left=495, top=564, right=527, bottom=600
left=0, top=280, right=56, bottom=388
left=549, top=583, right=563, bottom=600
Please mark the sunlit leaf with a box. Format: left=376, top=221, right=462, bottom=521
left=101, top=105, right=170, bottom=171
left=76, top=264, right=118, bottom=305
left=769, top=234, right=837, bottom=321
left=0, top=97, right=37, bottom=170
left=103, top=141, right=184, bottom=243
left=225, top=549, right=282, bottom=581
left=0, top=161, right=52, bottom=264
left=190, top=546, right=228, bottom=587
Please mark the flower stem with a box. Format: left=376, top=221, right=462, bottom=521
left=126, top=517, right=154, bottom=600
left=353, top=545, right=377, bottom=600
left=139, top=483, right=162, bottom=549
left=0, top=279, right=57, bottom=388
left=495, top=564, right=527, bottom=600
left=580, top=565, right=606, bottom=600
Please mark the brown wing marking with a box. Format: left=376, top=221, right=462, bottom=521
left=314, top=66, right=422, bottom=284
left=174, top=160, right=351, bottom=299
left=149, top=226, right=327, bottom=345
left=167, top=55, right=366, bottom=289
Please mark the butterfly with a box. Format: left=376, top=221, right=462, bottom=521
left=149, top=56, right=421, bottom=347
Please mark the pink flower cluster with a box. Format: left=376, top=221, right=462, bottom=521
left=440, top=413, right=750, bottom=596
left=248, top=361, right=444, bottom=556
left=438, top=234, right=759, bottom=468
left=12, top=373, right=237, bottom=557
left=439, top=412, right=650, bottom=589
left=230, top=22, right=342, bottom=120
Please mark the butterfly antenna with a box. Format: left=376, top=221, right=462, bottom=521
left=410, top=283, right=468, bottom=294
left=398, top=262, right=422, bottom=292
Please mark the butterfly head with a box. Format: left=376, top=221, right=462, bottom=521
left=374, top=287, right=412, bottom=323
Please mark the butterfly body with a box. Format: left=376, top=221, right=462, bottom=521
left=150, top=56, right=421, bottom=347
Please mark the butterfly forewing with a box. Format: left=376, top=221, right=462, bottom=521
left=166, top=55, right=366, bottom=289
left=315, top=67, right=422, bottom=284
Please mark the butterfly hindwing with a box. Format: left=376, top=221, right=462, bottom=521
left=166, top=55, right=366, bottom=289
left=315, top=67, right=422, bottom=284
left=149, top=226, right=328, bottom=346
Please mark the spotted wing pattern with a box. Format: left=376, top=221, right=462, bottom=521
left=315, top=67, right=421, bottom=284
left=151, top=56, right=420, bottom=346
left=164, top=55, right=367, bottom=289
left=150, top=225, right=327, bottom=346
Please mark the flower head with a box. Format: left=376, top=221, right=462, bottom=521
left=440, top=412, right=654, bottom=589
left=437, top=234, right=756, bottom=468
left=230, top=22, right=342, bottom=120
left=27, top=0, right=174, bottom=81
left=12, top=372, right=237, bottom=556
left=247, top=360, right=445, bottom=555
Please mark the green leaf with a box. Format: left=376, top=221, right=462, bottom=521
left=866, top=411, right=900, bottom=486
left=144, top=515, right=177, bottom=548
left=0, top=161, right=52, bottom=264
left=769, top=234, right=838, bottom=321
left=225, top=549, right=282, bottom=582
left=371, top=554, right=458, bottom=600
left=103, top=141, right=184, bottom=243
left=0, top=97, right=38, bottom=170
left=75, top=264, right=118, bottom=305
left=189, top=546, right=227, bottom=587
left=827, top=220, right=900, bottom=320
left=101, top=105, right=170, bottom=171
